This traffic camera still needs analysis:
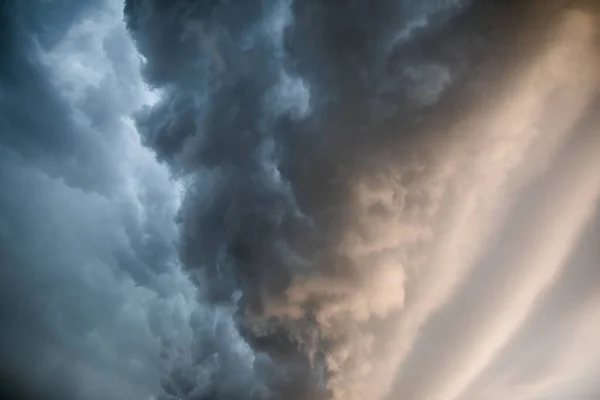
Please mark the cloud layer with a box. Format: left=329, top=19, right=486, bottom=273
left=1, top=1, right=599, bottom=400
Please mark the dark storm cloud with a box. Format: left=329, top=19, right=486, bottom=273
left=3, top=1, right=599, bottom=400
left=123, top=0, right=540, bottom=398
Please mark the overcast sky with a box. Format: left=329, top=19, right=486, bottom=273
left=0, top=1, right=599, bottom=400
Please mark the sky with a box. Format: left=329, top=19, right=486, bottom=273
left=0, top=1, right=599, bottom=400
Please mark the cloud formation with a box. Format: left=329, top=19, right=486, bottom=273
left=1, top=1, right=600, bottom=400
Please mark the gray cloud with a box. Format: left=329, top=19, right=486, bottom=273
left=125, top=1, right=586, bottom=399
left=1, top=1, right=209, bottom=399
left=2, top=1, right=600, bottom=400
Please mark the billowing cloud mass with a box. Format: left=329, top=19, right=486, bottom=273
left=1, top=0, right=599, bottom=400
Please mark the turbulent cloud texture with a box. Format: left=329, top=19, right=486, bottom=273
left=1, top=1, right=600, bottom=400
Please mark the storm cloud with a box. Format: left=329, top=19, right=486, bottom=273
left=1, top=1, right=600, bottom=400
